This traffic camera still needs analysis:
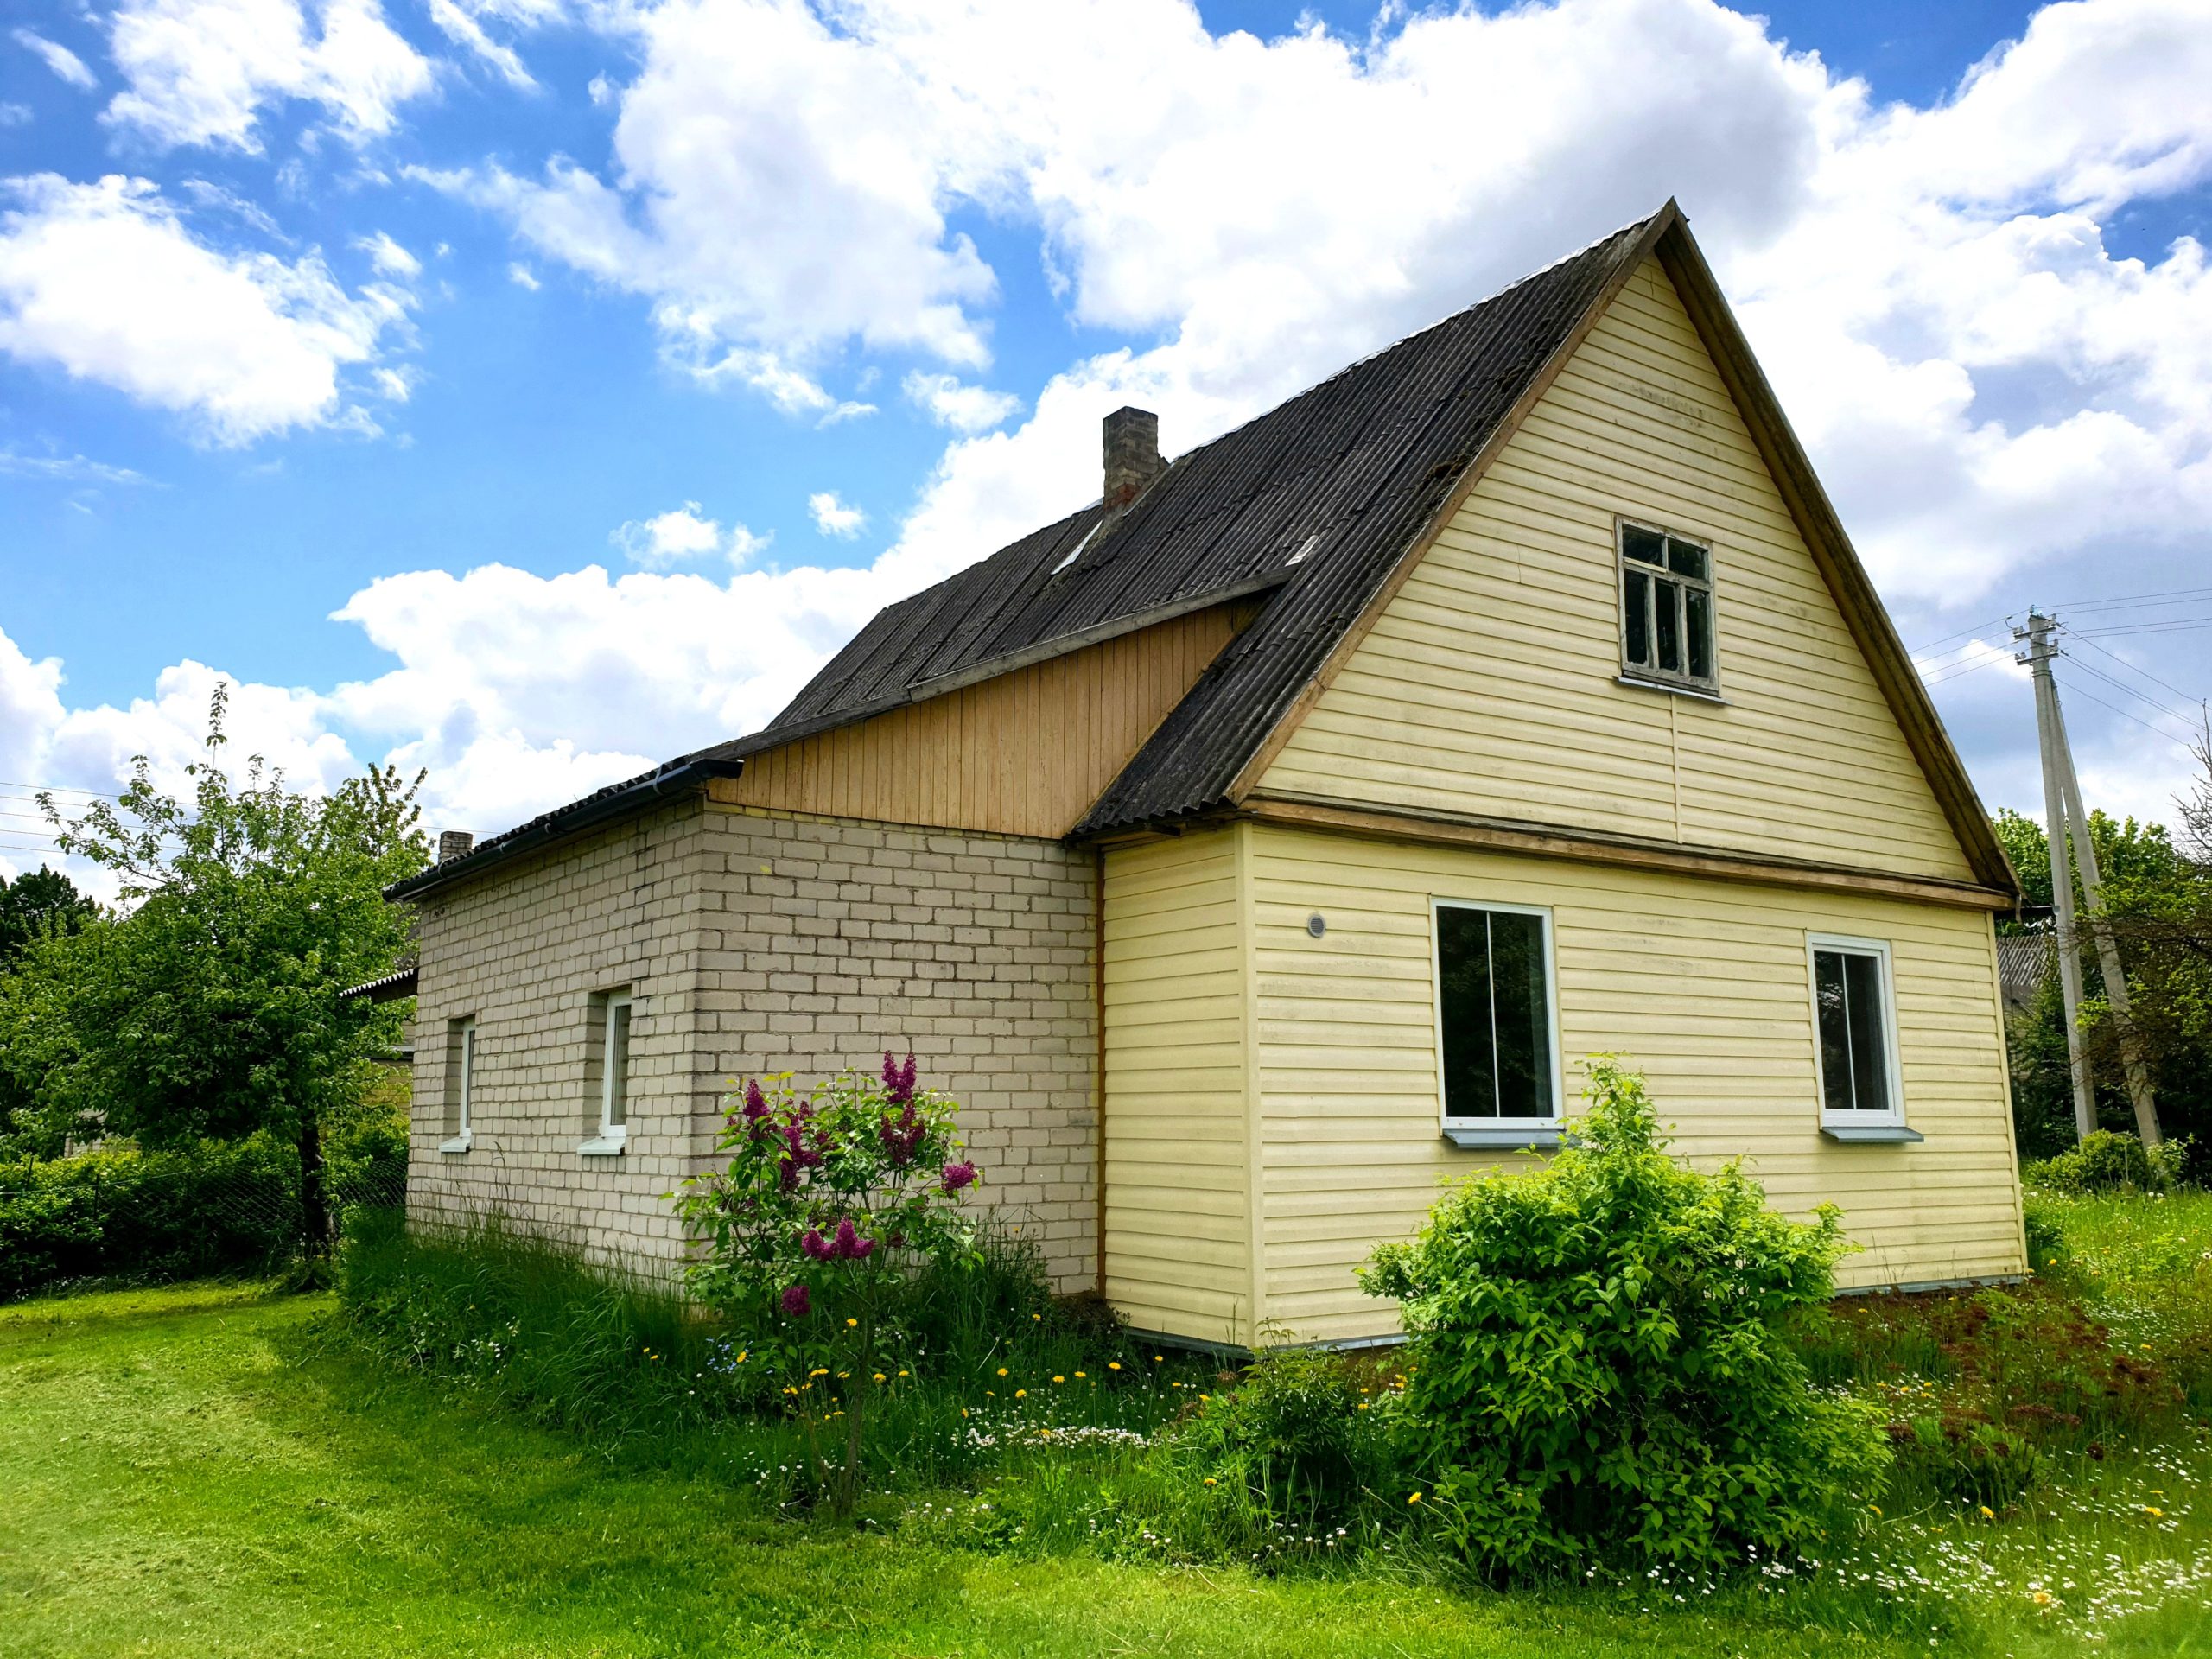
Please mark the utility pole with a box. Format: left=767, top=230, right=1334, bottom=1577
left=2013, top=610, right=2162, bottom=1145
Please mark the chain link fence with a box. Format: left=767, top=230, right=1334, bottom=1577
left=0, top=1138, right=406, bottom=1299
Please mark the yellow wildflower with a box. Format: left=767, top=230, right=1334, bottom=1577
left=847, top=1318, right=859, bottom=1328
left=2145, top=1506, right=2164, bottom=1518
left=1015, top=1389, right=1027, bottom=1399
left=1109, top=1362, right=1122, bottom=1371
left=1408, top=1493, right=1422, bottom=1505
left=1979, top=1506, right=1993, bottom=1519
left=997, top=1367, right=1009, bottom=1377
left=1204, top=1478, right=1217, bottom=1487
left=874, top=1373, right=887, bottom=1383
left=1052, top=1376, right=1065, bottom=1384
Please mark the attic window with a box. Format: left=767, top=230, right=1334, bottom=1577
left=1618, top=522, right=1717, bottom=690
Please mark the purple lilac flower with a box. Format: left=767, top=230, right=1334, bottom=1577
left=881, top=1052, right=918, bottom=1107
left=830, top=1217, right=875, bottom=1260
left=802, top=1227, right=832, bottom=1261
left=780, top=1284, right=811, bottom=1317
left=941, top=1160, right=977, bottom=1195
left=879, top=1103, right=924, bottom=1167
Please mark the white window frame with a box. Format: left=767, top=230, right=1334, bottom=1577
left=1616, top=516, right=1721, bottom=695
left=1805, top=933, right=1908, bottom=1129
left=1431, top=898, right=1565, bottom=1145
left=440, top=1017, right=475, bottom=1154
left=580, top=993, right=632, bottom=1158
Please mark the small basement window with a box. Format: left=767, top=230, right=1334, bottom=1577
left=1619, top=522, right=1717, bottom=690
left=581, top=991, right=633, bottom=1157
left=1433, top=901, right=1562, bottom=1147
left=441, top=1017, right=475, bottom=1154
left=1808, top=934, right=1916, bottom=1140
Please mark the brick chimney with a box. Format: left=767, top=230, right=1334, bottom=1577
left=1103, top=406, right=1165, bottom=512
left=437, top=830, right=475, bottom=864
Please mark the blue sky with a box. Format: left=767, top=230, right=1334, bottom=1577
left=3, top=0, right=2210, bottom=885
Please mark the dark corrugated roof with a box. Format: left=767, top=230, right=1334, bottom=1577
left=705, top=211, right=1659, bottom=830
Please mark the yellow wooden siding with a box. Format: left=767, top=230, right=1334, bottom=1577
left=1101, top=830, right=1255, bottom=1341
left=713, top=602, right=1242, bottom=838
left=1246, top=823, right=2023, bottom=1344
left=1261, top=255, right=1973, bottom=883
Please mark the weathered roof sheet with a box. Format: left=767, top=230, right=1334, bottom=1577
left=699, top=210, right=1661, bottom=804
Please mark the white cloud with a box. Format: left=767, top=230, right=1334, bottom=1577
left=353, top=229, right=420, bottom=277
left=506, top=260, right=539, bottom=289
left=426, top=0, right=537, bottom=90
left=0, top=448, right=153, bottom=486
left=808, top=491, right=865, bottom=538
left=610, top=502, right=770, bottom=569
left=0, top=175, right=407, bottom=445
left=13, top=29, right=97, bottom=91
left=901, top=371, right=1020, bottom=433
left=104, top=0, right=434, bottom=152
left=0, top=105, right=29, bottom=128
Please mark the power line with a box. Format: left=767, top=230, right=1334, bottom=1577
left=2058, top=653, right=2200, bottom=730
left=2053, top=670, right=2201, bottom=759
left=2060, top=628, right=2205, bottom=713
left=0, top=780, right=123, bottom=799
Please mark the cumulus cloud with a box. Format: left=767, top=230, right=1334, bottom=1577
left=104, top=0, right=434, bottom=151
left=13, top=29, right=96, bottom=91
left=0, top=175, right=408, bottom=445
left=808, top=491, right=865, bottom=538
left=610, top=502, right=770, bottom=569
left=426, top=0, right=537, bottom=89
left=902, top=371, right=1020, bottom=433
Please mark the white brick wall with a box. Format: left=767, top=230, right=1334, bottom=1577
left=405, top=796, right=1101, bottom=1290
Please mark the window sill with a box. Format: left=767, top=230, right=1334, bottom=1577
left=1442, top=1124, right=1563, bottom=1151
left=438, top=1131, right=473, bottom=1155
left=1615, top=673, right=1727, bottom=705
left=1821, top=1122, right=1923, bottom=1145
left=579, top=1131, right=627, bottom=1158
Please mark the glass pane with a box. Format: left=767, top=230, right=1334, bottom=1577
left=459, top=1025, right=475, bottom=1130
left=1655, top=576, right=1682, bottom=674
left=1813, top=953, right=1853, bottom=1115
left=1844, top=953, right=1890, bottom=1115
left=1488, top=911, right=1553, bottom=1119
left=1624, top=569, right=1650, bottom=668
left=1623, top=526, right=1664, bottom=565
left=1437, top=907, right=1498, bottom=1118
left=1687, top=588, right=1712, bottom=681
left=1667, top=538, right=1708, bottom=581
left=605, top=1002, right=632, bottom=1128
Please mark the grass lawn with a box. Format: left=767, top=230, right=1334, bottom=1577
left=2, top=1281, right=2207, bottom=1657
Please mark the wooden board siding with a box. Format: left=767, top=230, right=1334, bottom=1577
left=1101, top=830, right=1255, bottom=1342
left=1245, top=823, right=2024, bottom=1345
left=713, top=603, right=1244, bottom=838
left=1260, top=254, right=1974, bottom=884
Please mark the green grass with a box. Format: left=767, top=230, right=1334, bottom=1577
left=3, top=1196, right=2210, bottom=1656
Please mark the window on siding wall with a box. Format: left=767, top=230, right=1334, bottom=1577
left=1619, top=523, right=1716, bottom=690
left=1434, top=902, right=1560, bottom=1123
left=441, top=1017, right=475, bottom=1154
left=1808, top=936, right=1904, bottom=1122
left=581, top=990, right=632, bottom=1157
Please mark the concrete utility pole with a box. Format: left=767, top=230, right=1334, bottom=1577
left=2012, top=610, right=2162, bottom=1146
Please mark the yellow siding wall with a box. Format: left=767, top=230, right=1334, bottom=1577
left=1247, top=823, right=2023, bottom=1344
left=1102, top=830, right=1255, bottom=1340
left=1262, top=255, right=1973, bottom=882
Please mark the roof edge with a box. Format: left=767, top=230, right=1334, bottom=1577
left=385, top=755, right=744, bottom=903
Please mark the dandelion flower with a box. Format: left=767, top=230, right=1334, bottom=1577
left=2145, top=1505, right=2164, bottom=1517
left=1408, top=1493, right=1422, bottom=1505
left=1154, top=1355, right=1164, bottom=1363
left=1868, top=1504, right=1882, bottom=1516
left=1015, top=1389, right=1027, bottom=1399
left=1109, top=1363, right=1122, bottom=1371
left=874, top=1373, right=887, bottom=1383
left=1204, top=1478, right=1217, bottom=1487
left=1075, top=1371, right=1086, bottom=1379
left=1979, top=1506, right=1993, bottom=1519
left=848, top=1318, right=859, bottom=1328
left=997, top=1368, right=1008, bottom=1377
left=1053, top=1376, right=1065, bottom=1384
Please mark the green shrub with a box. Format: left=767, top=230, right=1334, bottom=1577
left=1361, top=1058, right=1890, bottom=1575
left=1164, top=1347, right=1396, bottom=1519
left=2022, top=1129, right=2190, bottom=1194
left=0, top=1135, right=302, bottom=1298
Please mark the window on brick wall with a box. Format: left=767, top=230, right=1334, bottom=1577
left=581, top=988, right=632, bottom=1157
left=441, top=1017, right=475, bottom=1154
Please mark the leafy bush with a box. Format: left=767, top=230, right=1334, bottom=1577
left=1361, top=1058, right=1890, bottom=1574
left=1163, top=1348, right=1396, bottom=1519
left=2022, top=1129, right=2190, bottom=1194
left=0, top=1135, right=302, bottom=1298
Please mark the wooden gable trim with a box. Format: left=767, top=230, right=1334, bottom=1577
left=1649, top=223, right=2018, bottom=899
left=1219, top=203, right=1682, bottom=807
left=1240, top=791, right=2016, bottom=912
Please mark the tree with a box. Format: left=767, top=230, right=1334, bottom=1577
left=0, top=867, right=95, bottom=967
left=0, top=685, right=428, bottom=1243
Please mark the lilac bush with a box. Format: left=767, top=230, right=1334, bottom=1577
left=674, top=1053, right=982, bottom=1515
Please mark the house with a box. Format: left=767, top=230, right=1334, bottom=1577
left=387, top=202, right=2027, bottom=1350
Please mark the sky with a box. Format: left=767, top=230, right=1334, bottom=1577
left=3, top=0, right=2211, bottom=893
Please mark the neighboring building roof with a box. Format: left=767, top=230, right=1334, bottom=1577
left=391, top=200, right=2018, bottom=903
left=1997, top=931, right=2056, bottom=1014
left=340, top=963, right=419, bottom=1003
